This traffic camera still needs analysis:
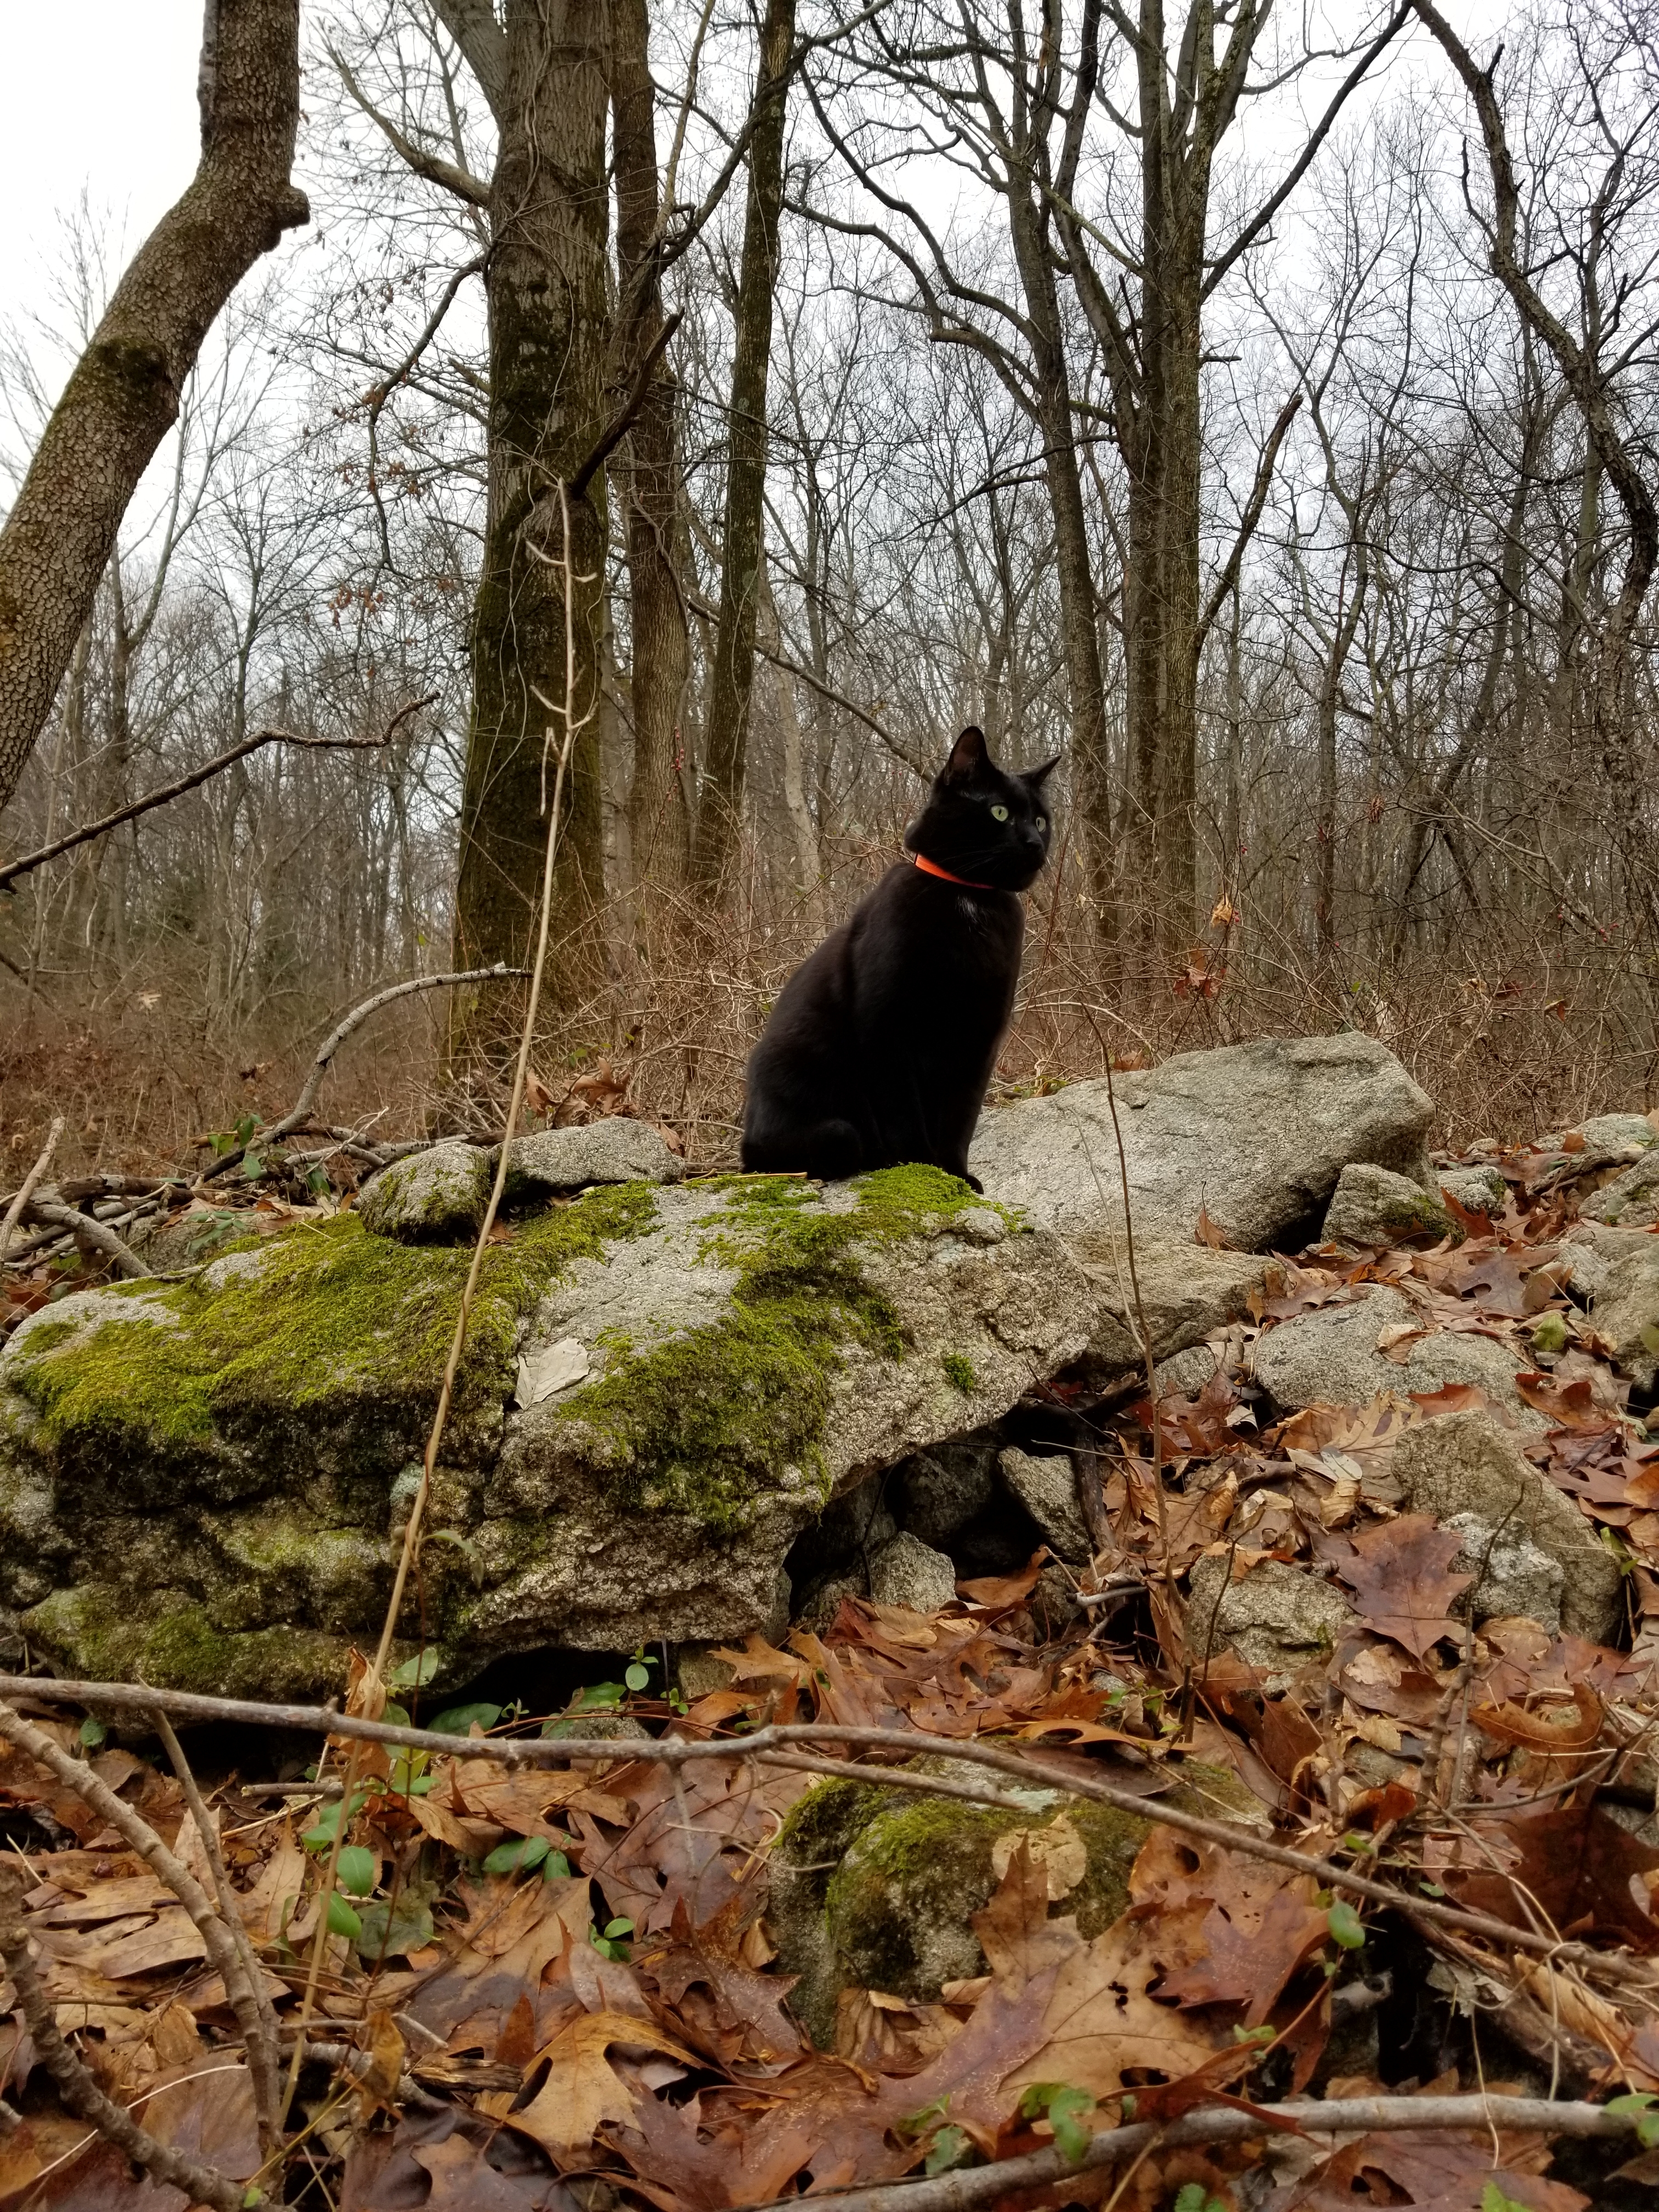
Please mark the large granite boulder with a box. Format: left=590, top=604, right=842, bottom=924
left=968, top=1032, right=1434, bottom=1248
left=0, top=1034, right=1446, bottom=1699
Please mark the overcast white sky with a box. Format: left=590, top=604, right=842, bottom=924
left=0, top=2, right=201, bottom=347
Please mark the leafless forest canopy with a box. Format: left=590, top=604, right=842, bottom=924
left=4, top=0, right=1659, bottom=1169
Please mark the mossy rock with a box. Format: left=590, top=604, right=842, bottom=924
left=0, top=1169, right=1093, bottom=1692
left=769, top=1758, right=1267, bottom=2047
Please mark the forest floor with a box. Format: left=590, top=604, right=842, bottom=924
left=2, top=1124, right=1659, bottom=2208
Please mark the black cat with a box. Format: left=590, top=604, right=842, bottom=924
left=741, top=725, right=1058, bottom=1187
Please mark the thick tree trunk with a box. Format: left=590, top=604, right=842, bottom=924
left=450, top=0, right=611, bottom=1073
left=0, top=0, right=307, bottom=819
left=612, top=0, right=691, bottom=894
left=690, top=0, right=796, bottom=896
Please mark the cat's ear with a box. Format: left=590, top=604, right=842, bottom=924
left=938, top=725, right=990, bottom=783
left=1023, top=754, right=1062, bottom=787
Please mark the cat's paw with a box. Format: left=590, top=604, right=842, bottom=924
left=961, top=1171, right=984, bottom=1195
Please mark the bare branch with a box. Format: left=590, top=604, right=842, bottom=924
left=0, top=1115, right=63, bottom=1266
left=328, top=38, right=492, bottom=208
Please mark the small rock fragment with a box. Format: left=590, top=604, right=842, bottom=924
left=1186, top=1555, right=1356, bottom=1688
left=998, top=1447, right=1091, bottom=1564
left=358, top=1141, right=491, bottom=1244
left=501, top=1116, right=684, bottom=1198
left=1443, top=1511, right=1565, bottom=1637
left=1590, top=1238, right=1659, bottom=1393
left=1250, top=1285, right=1541, bottom=1426
left=1389, top=1411, right=1621, bottom=1642
left=1439, top=1165, right=1509, bottom=1217
left=1581, top=1147, right=1659, bottom=1229
left=867, top=1532, right=957, bottom=1613
left=1321, top=1163, right=1459, bottom=1248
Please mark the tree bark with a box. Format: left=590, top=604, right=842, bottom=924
left=690, top=0, right=797, bottom=896
left=450, top=0, right=611, bottom=1074
left=0, top=0, right=307, bottom=819
left=612, top=0, right=692, bottom=894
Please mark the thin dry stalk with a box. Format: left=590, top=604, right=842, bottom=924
left=0, top=1862, right=261, bottom=2212
left=281, top=483, right=592, bottom=2125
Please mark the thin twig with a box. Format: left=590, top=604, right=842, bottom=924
left=151, top=1709, right=283, bottom=2151
left=0, top=1864, right=261, bottom=2212
left=741, top=2093, right=1646, bottom=2212
left=0, top=698, right=434, bottom=895
left=1, top=1680, right=1647, bottom=1984
left=0, top=1114, right=62, bottom=1266
left=200, top=961, right=530, bottom=1183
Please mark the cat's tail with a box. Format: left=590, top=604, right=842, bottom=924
left=741, top=1118, right=864, bottom=1182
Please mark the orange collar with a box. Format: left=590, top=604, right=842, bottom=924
left=912, top=851, right=996, bottom=890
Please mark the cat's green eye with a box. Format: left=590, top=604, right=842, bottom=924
left=989, top=803, right=1009, bottom=822
left=1036, top=814, right=1047, bottom=830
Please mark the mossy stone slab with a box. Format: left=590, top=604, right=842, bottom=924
left=0, top=1168, right=1091, bottom=1692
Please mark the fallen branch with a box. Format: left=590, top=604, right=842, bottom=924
left=1, top=1678, right=1648, bottom=1985
left=0, top=1863, right=261, bottom=2212
left=743, top=2093, right=1647, bottom=2212
left=0, top=1114, right=62, bottom=1265
left=24, top=1199, right=149, bottom=1279
left=200, top=961, right=529, bottom=1183
left=0, top=696, right=435, bottom=896
left=0, top=1700, right=283, bottom=2081
left=151, top=1708, right=284, bottom=2151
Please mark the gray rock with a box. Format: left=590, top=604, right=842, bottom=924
left=1250, top=1285, right=1543, bottom=1427
left=1076, top=1236, right=1271, bottom=1382
left=1548, top=1114, right=1658, bottom=1171
left=1443, top=1511, right=1564, bottom=1637
left=1322, top=1163, right=1459, bottom=1248
left=1588, top=1237, right=1659, bottom=1392
left=1187, top=1555, right=1356, bottom=1686
left=1439, top=1165, right=1509, bottom=1217
left=998, top=1447, right=1091, bottom=1564
left=1582, top=1147, right=1659, bottom=1229
left=1389, top=1412, right=1621, bottom=1643
left=358, top=1141, right=491, bottom=1244
left=867, top=1532, right=957, bottom=1613
left=969, top=1033, right=1434, bottom=1250
left=1153, top=1342, right=1222, bottom=1400
left=1558, top=1221, right=1656, bottom=1303
left=893, top=1442, right=997, bottom=1548
left=502, top=1117, right=684, bottom=1197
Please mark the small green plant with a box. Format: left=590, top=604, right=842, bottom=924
left=430, top=1701, right=504, bottom=1736
left=591, top=1916, right=635, bottom=1961
left=624, top=1646, right=657, bottom=1694
left=1605, top=2092, right=1659, bottom=2149
left=1531, top=1311, right=1570, bottom=1355
left=941, top=1351, right=978, bottom=1393
left=1173, top=2187, right=1228, bottom=2212
left=335, top=1846, right=377, bottom=1898
left=1018, top=2082, right=1093, bottom=2164
left=1325, top=1899, right=1366, bottom=1949
left=77, top=1715, right=106, bottom=1748
left=924, top=2126, right=972, bottom=2174
left=388, top=1649, right=439, bottom=1691
left=484, top=1835, right=551, bottom=1878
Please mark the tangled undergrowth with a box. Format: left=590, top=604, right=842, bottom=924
left=0, top=1126, right=1658, bottom=2209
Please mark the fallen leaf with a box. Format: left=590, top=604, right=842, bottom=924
left=1330, top=1514, right=1473, bottom=1661
left=509, top=2010, right=696, bottom=2154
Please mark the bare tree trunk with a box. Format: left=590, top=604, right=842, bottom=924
left=690, top=0, right=796, bottom=896
left=0, top=0, right=306, bottom=819
left=450, top=0, right=611, bottom=1074
left=612, top=0, right=692, bottom=895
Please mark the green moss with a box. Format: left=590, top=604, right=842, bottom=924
left=941, top=1352, right=978, bottom=1393
left=9, top=1183, right=659, bottom=1475
left=8, top=1318, right=76, bottom=1361
left=21, top=1583, right=354, bottom=1701
left=554, top=1167, right=1011, bottom=1533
